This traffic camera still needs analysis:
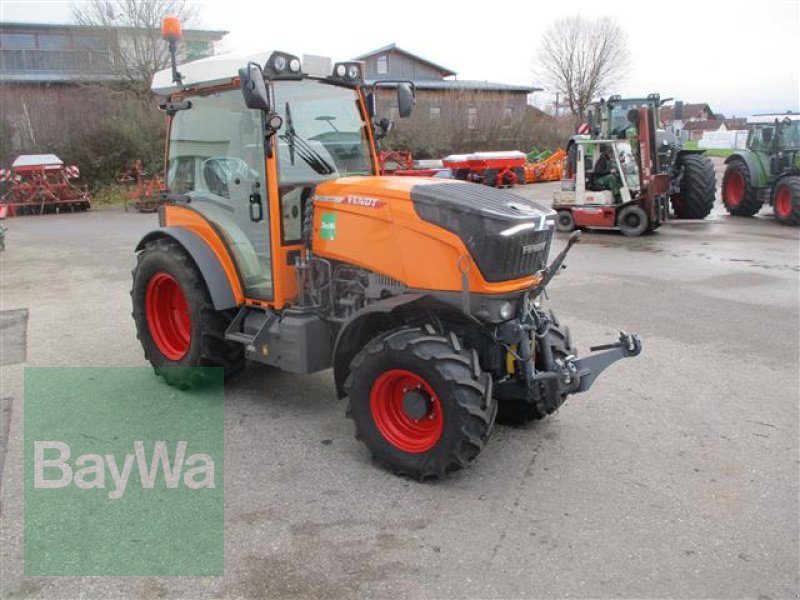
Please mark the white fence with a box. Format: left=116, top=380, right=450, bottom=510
left=699, top=130, right=748, bottom=150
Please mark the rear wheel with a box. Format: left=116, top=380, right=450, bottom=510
left=671, top=154, right=716, bottom=219
left=496, top=314, right=576, bottom=425
left=345, top=326, right=497, bottom=480
left=617, top=204, right=649, bottom=236
left=772, top=177, right=800, bottom=226
left=722, top=159, right=762, bottom=216
left=131, top=237, right=244, bottom=388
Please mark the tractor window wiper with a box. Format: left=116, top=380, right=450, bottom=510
left=280, top=102, right=336, bottom=176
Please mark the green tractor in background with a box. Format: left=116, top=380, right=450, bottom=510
left=722, top=115, right=800, bottom=225
left=579, top=94, right=717, bottom=220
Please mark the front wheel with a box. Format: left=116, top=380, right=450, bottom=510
left=617, top=204, right=649, bottom=236
left=772, top=177, right=800, bottom=226
left=131, top=237, right=244, bottom=388
left=722, top=159, right=761, bottom=216
left=345, top=327, right=497, bottom=480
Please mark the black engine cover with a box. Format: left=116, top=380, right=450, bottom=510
left=411, top=182, right=555, bottom=282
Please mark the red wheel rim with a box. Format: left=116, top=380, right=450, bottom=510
left=370, top=369, right=444, bottom=453
left=145, top=272, right=191, bottom=360
left=725, top=171, right=745, bottom=206
left=774, top=186, right=792, bottom=217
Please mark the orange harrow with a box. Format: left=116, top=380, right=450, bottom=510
left=523, top=148, right=566, bottom=184
left=119, top=160, right=166, bottom=213
left=0, top=154, right=90, bottom=216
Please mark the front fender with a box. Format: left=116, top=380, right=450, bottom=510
left=135, top=227, right=238, bottom=310
left=724, top=151, right=760, bottom=184
left=332, top=293, right=430, bottom=398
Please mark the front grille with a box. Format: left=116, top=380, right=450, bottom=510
left=467, top=224, right=552, bottom=282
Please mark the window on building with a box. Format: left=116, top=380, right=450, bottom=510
left=74, top=36, right=107, bottom=52
left=467, top=107, right=478, bottom=130
left=502, top=106, right=514, bottom=128
left=0, top=33, right=36, bottom=49
left=430, top=106, right=441, bottom=120
left=376, top=55, right=388, bottom=75
left=37, top=34, right=71, bottom=50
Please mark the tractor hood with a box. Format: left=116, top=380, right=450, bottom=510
left=314, top=176, right=556, bottom=286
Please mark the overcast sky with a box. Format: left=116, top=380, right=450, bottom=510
left=2, top=0, right=798, bottom=116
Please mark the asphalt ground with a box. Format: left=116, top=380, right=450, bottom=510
left=1, top=171, right=798, bottom=598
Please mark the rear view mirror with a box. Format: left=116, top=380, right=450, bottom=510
left=397, top=83, right=415, bottom=118
left=239, top=62, right=270, bottom=110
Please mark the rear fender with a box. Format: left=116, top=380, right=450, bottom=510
left=135, top=227, right=238, bottom=310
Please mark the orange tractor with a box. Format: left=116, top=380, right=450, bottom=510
left=132, top=19, right=641, bottom=479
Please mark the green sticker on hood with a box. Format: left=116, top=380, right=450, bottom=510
left=320, top=212, right=337, bottom=240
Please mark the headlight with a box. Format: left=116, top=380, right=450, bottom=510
left=335, top=64, right=346, bottom=77
left=499, top=301, right=514, bottom=320
left=347, top=65, right=360, bottom=79
left=273, top=55, right=287, bottom=72
left=289, top=58, right=301, bottom=73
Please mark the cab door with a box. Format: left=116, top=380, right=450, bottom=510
left=166, top=89, right=273, bottom=301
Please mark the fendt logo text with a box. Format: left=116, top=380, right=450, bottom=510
left=34, top=441, right=216, bottom=500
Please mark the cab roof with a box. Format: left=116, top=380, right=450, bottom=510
left=152, top=52, right=272, bottom=95
left=747, top=114, right=800, bottom=124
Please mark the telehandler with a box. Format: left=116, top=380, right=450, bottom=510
left=131, top=18, right=641, bottom=480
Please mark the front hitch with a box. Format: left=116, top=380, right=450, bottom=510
left=566, top=331, right=642, bottom=393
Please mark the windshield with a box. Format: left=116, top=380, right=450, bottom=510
left=271, top=79, right=374, bottom=186
left=607, top=100, right=652, bottom=137
left=782, top=121, right=800, bottom=150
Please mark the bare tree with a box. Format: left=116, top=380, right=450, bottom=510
left=537, top=15, right=630, bottom=122
left=73, top=0, right=199, bottom=91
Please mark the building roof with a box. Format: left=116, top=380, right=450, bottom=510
left=724, top=118, right=748, bottom=131
left=682, top=119, right=724, bottom=132
left=353, top=43, right=457, bottom=78
left=368, top=79, right=540, bottom=93
left=0, top=21, right=228, bottom=39
left=748, top=113, right=800, bottom=124
left=660, top=102, right=713, bottom=122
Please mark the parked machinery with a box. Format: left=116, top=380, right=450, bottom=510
left=119, top=160, right=166, bottom=213
left=445, top=151, right=527, bottom=187
left=722, top=114, right=800, bottom=225
left=554, top=107, right=670, bottom=236
left=577, top=94, right=716, bottom=220
left=0, top=154, right=90, bottom=216
left=131, top=19, right=642, bottom=480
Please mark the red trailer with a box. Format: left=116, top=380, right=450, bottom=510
left=0, top=154, right=90, bottom=216
left=443, top=151, right=527, bottom=187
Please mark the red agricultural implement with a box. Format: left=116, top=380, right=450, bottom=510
left=378, top=150, right=442, bottom=177
left=0, top=154, right=90, bottom=216
left=444, top=151, right=527, bottom=187
left=119, top=160, right=166, bottom=213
